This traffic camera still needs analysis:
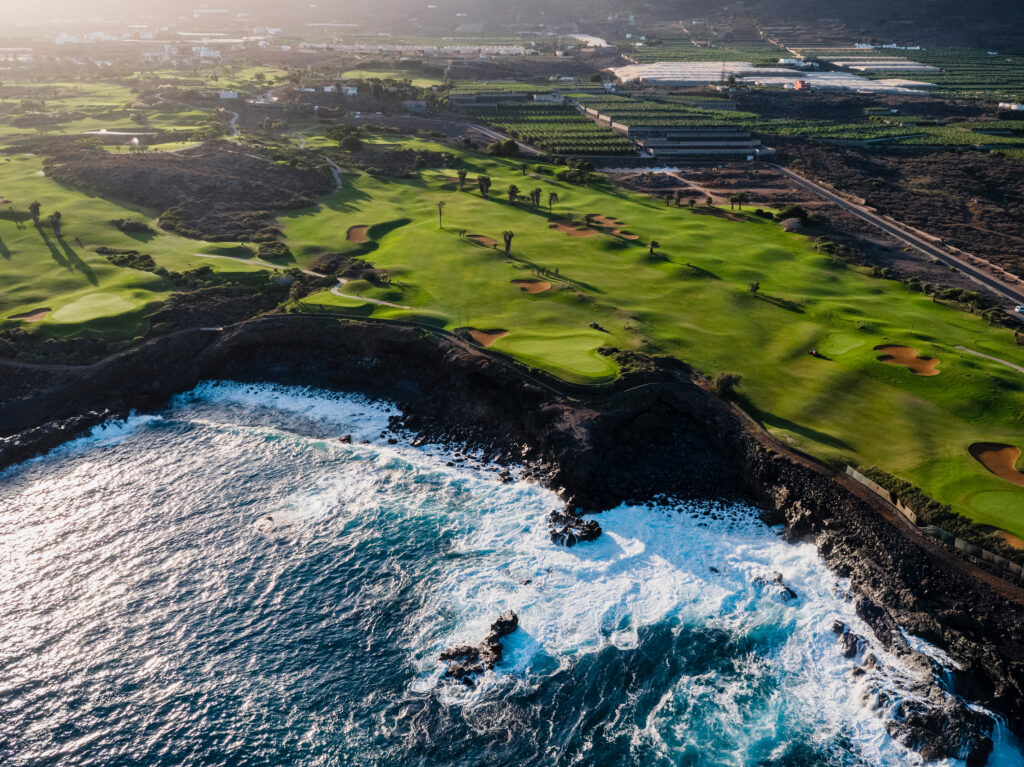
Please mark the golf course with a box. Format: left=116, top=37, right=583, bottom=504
left=3, top=124, right=1024, bottom=543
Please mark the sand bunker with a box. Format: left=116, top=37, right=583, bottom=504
left=969, top=443, right=1024, bottom=488
left=468, top=234, right=498, bottom=247
left=979, top=524, right=1024, bottom=550
left=875, top=345, right=941, bottom=376
left=511, top=279, right=551, bottom=294
left=346, top=225, right=370, bottom=243
left=468, top=328, right=508, bottom=346
left=586, top=214, right=639, bottom=239
left=549, top=221, right=598, bottom=238
left=9, top=308, right=51, bottom=322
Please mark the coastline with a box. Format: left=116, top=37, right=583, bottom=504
left=1, top=314, right=1022, bottom=752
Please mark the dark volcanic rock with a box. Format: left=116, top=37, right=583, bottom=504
left=886, top=688, right=994, bottom=766
left=439, top=611, right=519, bottom=687
left=548, top=509, right=602, bottom=546
left=753, top=571, right=798, bottom=603
left=0, top=315, right=1022, bottom=755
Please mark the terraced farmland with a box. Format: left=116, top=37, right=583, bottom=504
left=472, top=103, right=636, bottom=155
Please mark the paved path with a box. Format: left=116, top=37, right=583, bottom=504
left=956, top=345, right=1024, bottom=375
left=769, top=163, right=1024, bottom=308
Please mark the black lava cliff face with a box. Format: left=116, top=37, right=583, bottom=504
left=0, top=316, right=1021, bottom=757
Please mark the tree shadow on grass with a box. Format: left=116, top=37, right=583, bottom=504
left=737, top=394, right=854, bottom=452
left=0, top=236, right=10, bottom=259
left=755, top=293, right=804, bottom=314
left=679, top=262, right=720, bottom=280
left=37, top=225, right=69, bottom=269
left=57, top=235, right=98, bottom=285
left=320, top=184, right=374, bottom=214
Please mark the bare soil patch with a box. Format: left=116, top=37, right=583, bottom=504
left=969, top=443, right=1024, bottom=488
left=511, top=279, right=551, bottom=294
left=9, top=308, right=51, bottom=322
left=346, top=225, right=370, bottom=243
left=875, top=345, right=941, bottom=376
left=468, top=328, right=508, bottom=346
left=468, top=234, right=498, bottom=247
left=549, top=220, right=598, bottom=238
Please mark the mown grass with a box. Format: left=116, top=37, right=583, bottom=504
left=3, top=103, right=1024, bottom=540
left=277, top=142, right=1024, bottom=538
left=0, top=153, right=260, bottom=338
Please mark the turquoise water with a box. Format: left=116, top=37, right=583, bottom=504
left=0, top=382, right=1020, bottom=767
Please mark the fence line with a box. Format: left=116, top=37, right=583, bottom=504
left=846, top=466, right=1022, bottom=583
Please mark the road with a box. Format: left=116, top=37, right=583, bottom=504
left=769, top=163, right=1024, bottom=307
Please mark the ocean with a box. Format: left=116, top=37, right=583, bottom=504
left=0, top=382, right=1020, bottom=767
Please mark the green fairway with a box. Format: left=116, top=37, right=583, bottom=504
left=3, top=103, right=1024, bottom=541
left=0, top=153, right=257, bottom=337
left=276, top=144, right=1024, bottom=539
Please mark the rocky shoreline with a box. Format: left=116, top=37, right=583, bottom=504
left=0, top=315, right=1021, bottom=760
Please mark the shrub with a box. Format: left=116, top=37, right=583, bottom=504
left=340, top=135, right=362, bottom=152
left=257, top=241, right=292, bottom=260
left=775, top=204, right=809, bottom=222
left=863, top=466, right=1024, bottom=566
left=711, top=372, right=742, bottom=398
left=109, top=218, right=155, bottom=234
left=486, top=139, right=518, bottom=157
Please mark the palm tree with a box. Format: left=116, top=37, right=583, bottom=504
left=478, top=175, right=491, bottom=199
left=49, top=211, right=62, bottom=238
left=705, top=196, right=713, bottom=207
left=502, top=230, right=514, bottom=256
left=506, top=184, right=520, bottom=202
left=688, top=198, right=696, bottom=208
left=436, top=200, right=446, bottom=229
left=728, top=194, right=738, bottom=210
left=519, top=163, right=528, bottom=176
left=28, top=201, right=40, bottom=226
left=736, top=192, right=749, bottom=210
left=584, top=213, right=596, bottom=227
left=548, top=191, right=559, bottom=213
left=674, top=190, right=683, bottom=206
left=457, top=168, right=467, bottom=191
left=649, top=240, right=660, bottom=256
left=530, top=188, right=542, bottom=207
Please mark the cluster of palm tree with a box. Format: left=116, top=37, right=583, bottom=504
left=27, top=201, right=63, bottom=237
left=728, top=192, right=750, bottom=210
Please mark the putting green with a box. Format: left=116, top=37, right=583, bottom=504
left=51, top=293, right=141, bottom=323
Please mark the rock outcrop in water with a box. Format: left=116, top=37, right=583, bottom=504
left=548, top=509, right=601, bottom=546
left=752, top=571, right=798, bottom=603
left=439, top=611, right=519, bottom=687
left=0, top=315, right=1021, bottom=761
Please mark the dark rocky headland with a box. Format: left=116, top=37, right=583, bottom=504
left=0, top=315, right=1021, bottom=762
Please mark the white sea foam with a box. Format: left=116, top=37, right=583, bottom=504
left=409, top=495, right=1003, bottom=765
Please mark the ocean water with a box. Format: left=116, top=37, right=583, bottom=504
left=0, top=382, right=1020, bottom=767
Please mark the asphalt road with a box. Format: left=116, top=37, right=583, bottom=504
left=769, top=163, right=1024, bottom=308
